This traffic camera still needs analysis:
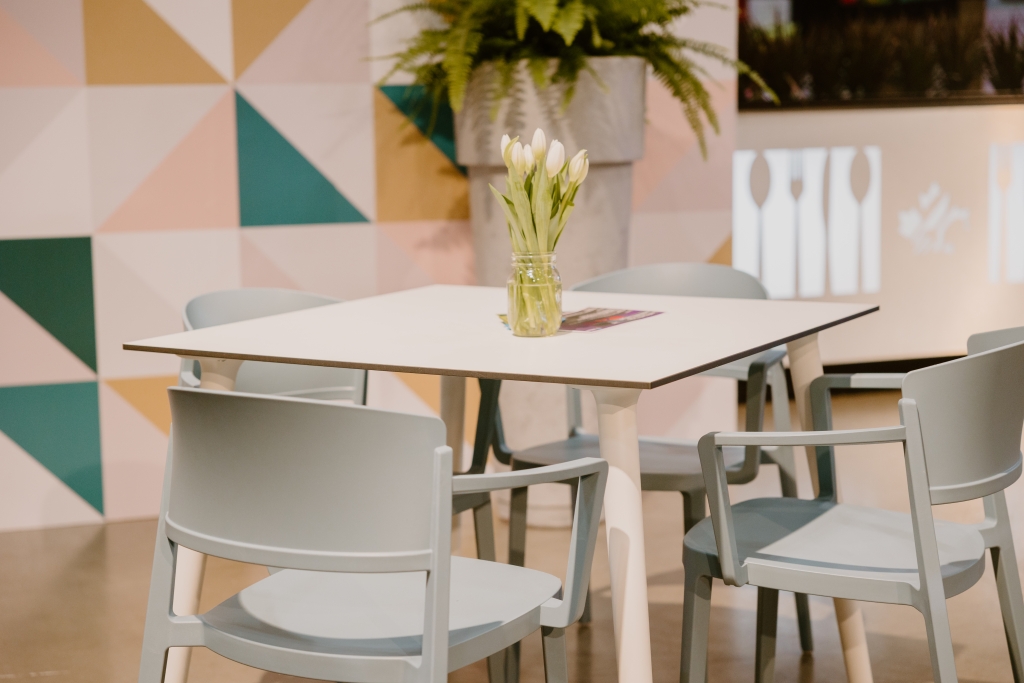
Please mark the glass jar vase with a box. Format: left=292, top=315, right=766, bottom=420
left=507, top=253, right=562, bottom=337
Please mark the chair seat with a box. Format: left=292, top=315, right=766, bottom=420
left=684, top=498, right=987, bottom=606
left=513, top=433, right=746, bottom=492
left=200, top=556, right=561, bottom=680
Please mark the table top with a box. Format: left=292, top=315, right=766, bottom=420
left=125, top=285, right=877, bottom=390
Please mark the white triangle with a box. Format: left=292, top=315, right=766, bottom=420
left=87, top=85, right=226, bottom=228
left=142, top=0, right=234, bottom=82
left=99, top=383, right=168, bottom=521
left=0, top=87, right=77, bottom=175
left=236, top=83, right=376, bottom=220
left=0, top=90, right=91, bottom=238
left=95, top=229, right=241, bottom=322
left=0, top=429, right=103, bottom=531
left=0, top=291, right=94, bottom=387
left=92, top=238, right=185, bottom=380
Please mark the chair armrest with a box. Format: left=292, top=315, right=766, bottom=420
left=452, top=458, right=607, bottom=494
left=812, top=372, right=905, bottom=393
left=809, top=373, right=905, bottom=500
left=697, top=432, right=747, bottom=586
left=695, top=426, right=905, bottom=587
left=454, top=458, right=609, bottom=630
left=714, top=425, right=906, bottom=448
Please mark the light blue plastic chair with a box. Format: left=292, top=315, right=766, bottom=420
left=138, top=388, right=607, bottom=683
left=682, top=334, right=1024, bottom=683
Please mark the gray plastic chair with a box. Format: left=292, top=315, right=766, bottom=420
left=682, top=338, right=1024, bottom=683
left=798, top=323, right=1024, bottom=683
left=480, top=262, right=810, bottom=664
left=180, top=288, right=366, bottom=402
left=139, top=388, right=607, bottom=683
left=178, top=287, right=508, bottom=681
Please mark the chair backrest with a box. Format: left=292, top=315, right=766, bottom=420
left=184, top=287, right=338, bottom=329
left=902, top=342, right=1024, bottom=504
left=968, top=324, right=1024, bottom=356
left=572, top=262, right=769, bottom=300
left=165, top=387, right=450, bottom=572
left=183, top=288, right=366, bottom=402
left=562, top=263, right=770, bottom=440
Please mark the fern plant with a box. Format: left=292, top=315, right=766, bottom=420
left=377, top=0, right=771, bottom=156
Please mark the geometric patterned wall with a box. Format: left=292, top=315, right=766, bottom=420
left=0, top=0, right=734, bottom=531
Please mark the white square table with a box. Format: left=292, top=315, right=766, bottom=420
left=126, top=284, right=878, bottom=683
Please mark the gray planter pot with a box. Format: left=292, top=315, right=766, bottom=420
left=455, top=56, right=647, bottom=286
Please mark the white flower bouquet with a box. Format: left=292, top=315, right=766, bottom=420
left=489, top=129, right=589, bottom=336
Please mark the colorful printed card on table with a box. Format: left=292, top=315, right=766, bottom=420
left=498, top=307, right=661, bottom=332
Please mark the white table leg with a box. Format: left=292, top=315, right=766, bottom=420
left=787, top=335, right=873, bottom=683
left=440, top=375, right=466, bottom=548
left=164, top=357, right=242, bottom=683
left=587, top=385, right=653, bottom=683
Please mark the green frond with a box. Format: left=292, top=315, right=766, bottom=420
left=528, top=0, right=559, bottom=31
left=552, top=0, right=586, bottom=45
left=374, top=0, right=770, bottom=150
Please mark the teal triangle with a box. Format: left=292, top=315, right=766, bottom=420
left=0, top=237, right=97, bottom=371
left=0, top=382, right=103, bottom=513
left=235, top=92, right=368, bottom=227
left=379, top=85, right=466, bottom=175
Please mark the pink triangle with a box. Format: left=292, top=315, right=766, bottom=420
left=0, top=0, right=85, bottom=83
left=240, top=234, right=302, bottom=289
left=0, top=7, right=77, bottom=85
left=376, top=220, right=476, bottom=286
left=633, top=124, right=693, bottom=209
left=238, top=0, right=369, bottom=83
left=376, top=228, right=434, bottom=294
left=99, top=91, right=239, bottom=233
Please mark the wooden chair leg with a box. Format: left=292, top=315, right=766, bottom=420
left=541, top=627, right=569, bottom=683
left=756, top=587, right=779, bottom=683
left=681, top=572, right=713, bottom=683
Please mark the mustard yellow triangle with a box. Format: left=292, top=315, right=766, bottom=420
left=394, top=373, right=481, bottom=446
left=708, top=235, right=732, bottom=266
left=106, top=375, right=177, bottom=435
left=374, top=90, right=469, bottom=222
left=233, top=0, right=310, bottom=79
left=83, top=0, right=224, bottom=84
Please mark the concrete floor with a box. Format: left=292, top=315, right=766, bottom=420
left=3, top=390, right=1023, bottom=682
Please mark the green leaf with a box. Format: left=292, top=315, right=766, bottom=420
left=490, top=184, right=527, bottom=252
left=528, top=0, right=558, bottom=31
left=515, top=0, right=529, bottom=40
left=373, top=0, right=753, bottom=154
left=552, top=0, right=586, bottom=45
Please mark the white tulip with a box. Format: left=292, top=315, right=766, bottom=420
left=511, top=141, right=525, bottom=174
left=569, top=150, right=589, bottom=183
left=523, top=144, right=535, bottom=171
left=531, top=128, right=547, bottom=158
left=546, top=140, right=565, bottom=178
left=500, top=134, right=512, bottom=161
